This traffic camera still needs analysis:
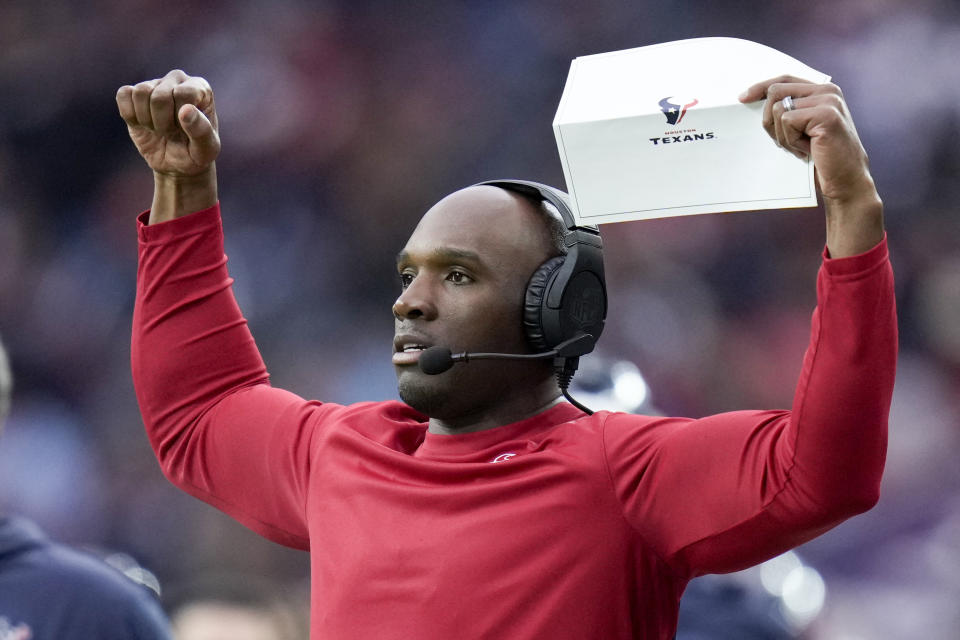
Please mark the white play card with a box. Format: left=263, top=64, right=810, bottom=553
left=553, top=37, right=830, bottom=225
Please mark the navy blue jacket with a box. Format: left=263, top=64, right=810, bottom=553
left=0, top=516, right=171, bottom=639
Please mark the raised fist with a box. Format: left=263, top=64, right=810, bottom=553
left=117, top=69, right=220, bottom=177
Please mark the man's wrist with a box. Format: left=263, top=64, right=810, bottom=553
left=149, top=167, right=218, bottom=225
left=823, top=185, right=885, bottom=258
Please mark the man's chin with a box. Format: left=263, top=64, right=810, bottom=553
left=396, top=370, right=456, bottom=418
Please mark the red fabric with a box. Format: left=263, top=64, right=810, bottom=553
left=132, top=204, right=897, bottom=639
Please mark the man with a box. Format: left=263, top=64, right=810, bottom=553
left=0, top=336, right=172, bottom=639
left=117, top=69, right=895, bottom=639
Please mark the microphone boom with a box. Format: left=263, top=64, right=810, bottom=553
left=415, top=333, right=596, bottom=415
left=417, top=333, right=593, bottom=375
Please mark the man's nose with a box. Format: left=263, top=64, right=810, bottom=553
left=392, top=276, right=438, bottom=321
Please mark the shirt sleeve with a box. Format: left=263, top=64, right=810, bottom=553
left=132, top=204, right=339, bottom=550
left=602, top=236, right=897, bottom=578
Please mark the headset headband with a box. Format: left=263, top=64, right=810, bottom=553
left=473, top=179, right=597, bottom=233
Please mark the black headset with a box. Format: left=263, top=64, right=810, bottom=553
left=474, top=179, right=607, bottom=359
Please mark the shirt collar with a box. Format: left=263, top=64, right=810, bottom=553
left=415, top=402, right=586, bottom=461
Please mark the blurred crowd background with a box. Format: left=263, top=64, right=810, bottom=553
left=1, top=0, right=958, bottom=638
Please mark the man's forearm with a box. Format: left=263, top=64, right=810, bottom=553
left=133, top=203, right=270, bottom=467
left=149, top=167, right=218, bottom=225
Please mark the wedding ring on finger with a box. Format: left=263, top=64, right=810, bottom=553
left=781, top=95, right=796, bottom=112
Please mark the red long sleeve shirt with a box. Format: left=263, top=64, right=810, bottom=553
left=132, top=204, right=896, bottom=639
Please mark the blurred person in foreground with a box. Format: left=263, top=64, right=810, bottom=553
left=0, top=336, right=172, bottom=639
left=117, top=69, right=895, bottom=639
left=166, top=574, right=304, bottom=640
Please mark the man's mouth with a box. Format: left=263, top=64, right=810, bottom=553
left=392, top=339, right=432, bottom=366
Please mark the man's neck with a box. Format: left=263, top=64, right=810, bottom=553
left=427, top=387, right=564, bottom=435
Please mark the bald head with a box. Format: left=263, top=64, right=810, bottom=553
left=414, top=185, right=568, bottom=263
left=484, top=185, right=567, bottom=257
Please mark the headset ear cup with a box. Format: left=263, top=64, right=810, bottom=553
left=524, top=256, right=565, bottom=352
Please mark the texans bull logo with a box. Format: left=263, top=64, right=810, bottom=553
left=658, top=96, right=699, bottom=126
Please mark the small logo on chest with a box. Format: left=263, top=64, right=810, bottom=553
left=490, top=452, right=517, bottom=463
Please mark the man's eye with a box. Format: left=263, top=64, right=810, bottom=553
left=447, top=270, right=471, bottom=284
left=399, top=273, right=414, bottom=289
